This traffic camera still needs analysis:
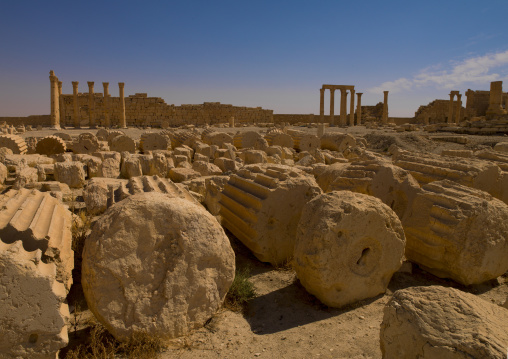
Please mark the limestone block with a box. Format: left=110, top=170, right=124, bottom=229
left=168, top=167, right=201, bottom=183
left=320, top=133, right=357, bottom=152
left=71, top=133, right=101, bottom=154
left=194, top=153, right=209, bottom=162
left=0, top=188, right=74, bottom=290
left=140, top=132, right=171, bottom=152
left=95, top=128, right=109, bottom=141
left=36, top=164, right=54, bottom=182
left=294, top=191, right=405, bottom=307
left=296, top=154, right=316, bottom=167
left=402, top=180, right=508, bottom=284
left=192, top=161, right=223, bottom=176
left=174, top=146, right=193, bottom=162
left=441, top=149, right=473, bottom=158
left=101, top=158, right=121, bottom=178
left=82, top=193, right=235, bottom=340
left=0, top=162, right=7, bottom=185
left=83, top=178, right=112, bottom=215
left=52, top=153, right=72, bottom=163
left=106, top=130, right=126, bottom=144
left=13, top=164, right=38, bottom=190
left=173, top=155, right=190, bottom=168
left=110, top=135, right=136, bottom=153
left=265, top=131, right=294, bottom=148
left=92, top=151, right=121, bottom=162
left=214, top=157, right=238, bottom=173
left=194, top=142, right=211, bottom=159
left=475, top=149, right=508, bottom=171
left=0, top=134, right=27, bottom=154
left=35, top=136, right=66, bottom=156
left=393, top=150, right=506, bottom=204
left=244, top=150, right=268, bottom=164
left=52, top=132, right=72, bottom=141
left=3, top=154, right=54, bottom=171
left=314, top=162, right=351, bottom=192
left=83, top=155, right=103, bottom=178
left=233, top=131, right=268, bottom=150
left=494, top=141, right=508, bottom=153
left=220, top=164, right=322, bottom=264
left=0, top=241, right=70, bottom=359
left=328, top=160, right=420, bottom=218
left=54, top=161, right=86, bottom=188
left=380, top=286, right=508, bottom=359
left=121, top=156, right=143, bottom=179
left=203, top=132, right=234, bottom=147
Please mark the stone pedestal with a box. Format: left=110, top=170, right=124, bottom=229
left=87, top=81, right=96, bottom=128
left=72, top=81, right=80, bottom=128
left=49, top=70, right=60, bottom=129
left=356, top=93, right=363, bottom=126
left=103, top=82, right=110, bottom=128
left=119, top=82, right=127, bottom=128
left=349, top=89, right=355, bottom=126
left=382, top=91, right=389, bottom=124
left=487, top=81, right=506, bottom=116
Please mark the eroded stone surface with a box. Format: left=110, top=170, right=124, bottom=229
left=82, top=193, right=235, bottom=340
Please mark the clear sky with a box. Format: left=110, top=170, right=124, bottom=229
left=1, top=0, right=508, bottom=117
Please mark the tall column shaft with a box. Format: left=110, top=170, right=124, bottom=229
left=382, top=91, right=389, bottom=124
left=58, top=81, right=64, bottom=127
left=486, top=81, right=505, bottom=115
left=349, top=89, right=355, bottom=126
left=319, top=88, right=325, bottom=123
left=72, top=81, right=80, bottom=128
left=87, top=81, right=95, bottom=128
left=340, top=89, right=347, bottom=126
left=103, top=82, right=110, bottom=128
left=119, top=82, right=127, bottom=128
left=356, top=93, right=363, bottom=126
left=455, top=94, right=462, bottom=124
left=448, top=93, right=455, bottom=123
left=330, top=89, right=335, bottom=125
left=49, top=70, right=60, bottom=129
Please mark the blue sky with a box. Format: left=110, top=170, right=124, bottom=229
left=1, top=0, right=508, bottom=117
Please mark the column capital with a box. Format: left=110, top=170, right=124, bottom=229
left=357, top=92, right=363, bottom=96
left=87, top=81, right=94, bottom=87
left=72, top=81, right=79, bottom=87
left=102, top=82, right=109, bottom=86
left=118, top=82, right=125, bottom=88
left=383, top=90, right=389, bottom=94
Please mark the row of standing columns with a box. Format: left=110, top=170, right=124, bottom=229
left=320, top=85, right=386, bottom=126
left=49, top=70, right=127, bottom=129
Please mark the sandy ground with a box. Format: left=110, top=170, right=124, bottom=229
left=48, top=124, right=508, bottom=359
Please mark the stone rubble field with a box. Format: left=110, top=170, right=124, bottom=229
left=0, top=121, right=507, bottom=358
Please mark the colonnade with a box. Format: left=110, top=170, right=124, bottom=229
left=49, top=70, right=127, bottom=129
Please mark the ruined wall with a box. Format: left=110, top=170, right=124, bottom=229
left=60, top=94, right=273, bottom=127
left=465, top=90, right=490, bottom=117
left=0, top=115, right=51, bottom=127
left=414, top=100, right=473, bottom=124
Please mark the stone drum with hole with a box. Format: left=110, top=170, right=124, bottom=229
left=294, top=191, right=406, bottom=308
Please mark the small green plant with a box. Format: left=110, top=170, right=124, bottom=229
left=225, top=266, right=256, bottom=311
left=71, top=210, right=92, bottom=257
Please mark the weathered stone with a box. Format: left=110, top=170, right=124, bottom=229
left=71, top=133, right=100, bottom=154
left=13, top=162, right=38, bottom=190
left=101, top=158, right=121, bottom=178
left=203, top=132, right=234, bottom=147
left=220, top=164, right=322, bottom=264
left=110, top=134, right=136, bottom=153
left=320, top=133, right=356, bottom=152
left=233, top=131, right=268, bottom=150
left=494, top=141, right=508, bottom=153
left=244, top=150, right=268, bottom=164
left=0, top=241, right=70, bottom=359
left=192, top=161, right=222, bottom=176
left=140, top=132, right=171, bottom=152
left=82, top=193, right=235, bottom=340
left=328, top=160, right=420, bottom=218
left=54, top=161, right=86, bottom=188
left=380, top=286, right=508, bottom=359
left=168, top=167, right=201, bottom=183
left=294, top=191, right=405, bottom=308
left=0, top=134, right=27, bottom=154
left=35, top=135, right=66, bottom=156
left=214, top=157, right=238, bottom=173
left=0, top=188, right=74, bottom=290
left=402, top=180, right=508, bottom=285
left=121, top=156, right=143, bottom=179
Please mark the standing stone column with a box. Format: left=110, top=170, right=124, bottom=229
left=49, top=70, right=60, bottom=129
left=319, top=88, right=325, bottom=123
left=486, top=81, right=505, bottom=116
left=349, top=88, right=355, bottom=126
left=58, top=81, right=65, bottom=127
left=356, top=93, right=363, bottom=126
left=448, top=92, right=455, bottom=123
left=340, top=89, right=347, bottom=126
left=103, top=82, right=110, bottom=128
left=72, top=81, right=80, bottom=128
left=119, top=82, right=127, bottom=128
left=455, top=94, right=462, bottom=124
left=330, top=89, right=335, bottom=125
left=87, top=81, right=96, bottom=128
left=382, top=91, right=389, bottom=124
left=229, top=116, right=235, bottom=127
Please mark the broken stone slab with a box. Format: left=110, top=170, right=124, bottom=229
left=139, top=132, right=171, bottom=152
left=0, top=188, right=74, bottom=290
left=220, top=164, right=322, bottom=265
left=110, top=134, right=136, bottom=153
left=54, top=161, right=86, bottom=188
left=320, top=133, right=357, bottom=152
left=402, top=180, right=508, bottom=285
left=380, top=286, right=508, bottom=359
left=82, top=193, right=235, bottom=341
left=294, top=191, right=405, bottom=308
left=0, top=241, right=70, bottom=359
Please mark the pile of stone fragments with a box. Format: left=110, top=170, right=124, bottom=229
left=0, top=125, right=507, bottom=358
